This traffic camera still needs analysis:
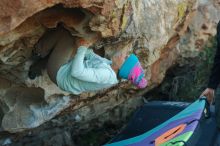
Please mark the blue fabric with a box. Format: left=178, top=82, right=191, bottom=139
left=56, top=46, right=118, bottom=95
left=118, top=54, right=138, bottom=79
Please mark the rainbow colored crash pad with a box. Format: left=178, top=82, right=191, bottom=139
left=105, top=98, right=209, bottom=146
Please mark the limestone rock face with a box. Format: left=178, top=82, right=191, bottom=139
left=178, top=0, right=220, bottom=61
left=0, top=0, right=198, bottom=133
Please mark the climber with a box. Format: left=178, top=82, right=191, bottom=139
left=200, top=20, right=220, bottom=127
left=30, top=23, right=147, bottom=95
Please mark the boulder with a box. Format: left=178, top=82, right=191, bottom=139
left=0, top=0, right=200, bottom=133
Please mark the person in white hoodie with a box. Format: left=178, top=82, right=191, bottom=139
left=31, top=24, right=147, bottom=95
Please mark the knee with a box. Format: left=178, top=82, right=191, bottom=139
left=33, top=29, right=59, bottom=58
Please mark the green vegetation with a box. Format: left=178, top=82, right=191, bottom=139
left=173, top=37, right=216, bottom=101
left=146, top=37, right=217, bottom=102
left=73, top=121, right=127, bottom=146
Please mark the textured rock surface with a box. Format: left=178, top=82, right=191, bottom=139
left=0, top=0, right=199, bottom=134
left=178, top=0, right=220, bottom=61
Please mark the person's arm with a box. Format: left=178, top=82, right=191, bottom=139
left=200, top=48, right=219, bottom=103
left=207, top=22, right=220, bottom=89
left=70, top=46, right=117, bottom=84
left=201, top=21, right=220, bottom=104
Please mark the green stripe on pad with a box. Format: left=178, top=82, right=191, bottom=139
left=160, top=131, right=193, bottom=146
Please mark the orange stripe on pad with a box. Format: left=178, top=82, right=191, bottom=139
left=155, top=124, right=186, bottom=146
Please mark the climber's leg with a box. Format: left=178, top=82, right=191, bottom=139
left=33, top=28, right=60, bottom=59
left=28, top=56, right=49, bottom=79
left=47, top=27, right=77, bottom=84
left=29, top=27, right=61, bottom=79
